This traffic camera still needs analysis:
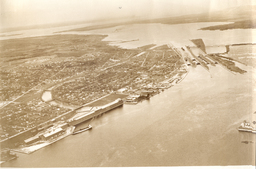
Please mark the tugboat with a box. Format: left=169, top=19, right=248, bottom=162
left=238, top=120, right=256, bottom=134
left=72, top=125, right=92, bottom=135
left=0, top=149, right=18, bottom=164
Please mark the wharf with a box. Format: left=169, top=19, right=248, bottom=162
left=68, top=99, right=123, bottom=126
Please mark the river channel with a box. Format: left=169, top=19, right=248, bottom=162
left=1, top=22, right=255, bottom=167
left=2, top=62, right=255, bottom=167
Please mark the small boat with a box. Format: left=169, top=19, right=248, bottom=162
left=72, top=125, right=92, bottom=135
left=238, top=120, right=256, bottom=134
left=0, top=150, right=18, bottom=164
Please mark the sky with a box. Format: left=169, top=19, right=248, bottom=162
left=1, top=0, right=255, bottom=29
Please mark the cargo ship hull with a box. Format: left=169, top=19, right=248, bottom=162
left=13, top=126, right=75, bottom=154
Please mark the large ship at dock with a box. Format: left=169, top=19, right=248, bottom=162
left=11, top=99, right=123, bottom=154
left=14, top=121, right=75, bottom=154
left=68, top=98, right=123, bottom=126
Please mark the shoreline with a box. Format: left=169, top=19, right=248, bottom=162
left=1, top=27, right=251, bottom=153
left=11, top=126, right=75, bottom=154
left=12, top=69, right=189, bottom=155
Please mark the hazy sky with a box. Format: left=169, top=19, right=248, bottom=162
left=1, top=0, right=255, bottom=29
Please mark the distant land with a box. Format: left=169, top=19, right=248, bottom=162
left=1, top=5, right=255, bottom=33
left=59, top=5, right=256, bottom=33
left=200, top=19, right=256, bottom=30
left=0, top=17, right=137, bottom=33
left=0, top=33, right=22, bottom=37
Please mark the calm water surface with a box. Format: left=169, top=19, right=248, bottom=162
left=1, top=22, right=255, bottom=167
left=65, top=22, right=256, bottom=48
left=2, top=64, right=255, bottom=167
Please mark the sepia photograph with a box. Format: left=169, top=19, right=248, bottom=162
left=0, top=0, right=255, bottom=168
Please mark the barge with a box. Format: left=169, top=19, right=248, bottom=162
left=72, top=125, right=92, bottom=135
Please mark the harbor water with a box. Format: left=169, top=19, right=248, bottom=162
left=1, top=22, right=256, bottom=167
left=2, top=63, right=255, bottom=167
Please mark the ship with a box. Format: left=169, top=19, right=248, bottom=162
left=68, top=98, right=123, bottom=126
left=14, top=121, right=75, bottom=154
left=238, top=120, right=256, bottom=134
left=72, top=125, right=92, bottom=135
left=0, top=149, right=18, bottom=164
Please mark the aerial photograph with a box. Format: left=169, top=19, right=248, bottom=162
left=0, top=0, right=255, bottom=168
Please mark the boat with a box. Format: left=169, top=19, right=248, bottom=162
left=13, top=123, right=75, bottom=154
left=72, top=125, right=92, bottom=135
left=0, top=150, right=18, bottom=164
left=238, top=120, right=256, bottom=134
